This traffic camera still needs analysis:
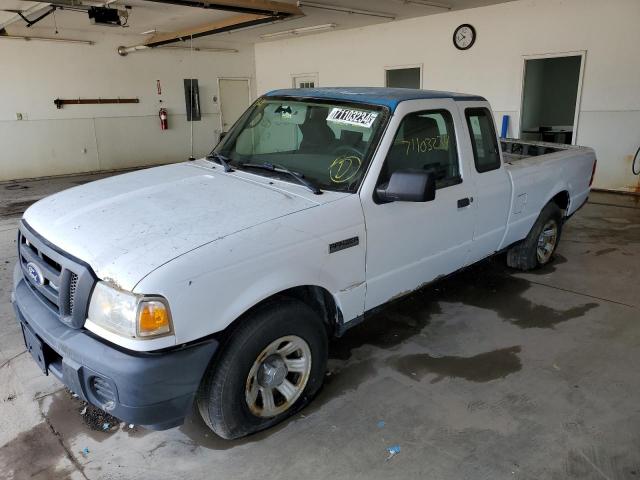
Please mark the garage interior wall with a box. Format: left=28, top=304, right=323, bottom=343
left=254, top=0, right=640, bottom=193
left=0, top=33, right=255, bottom=181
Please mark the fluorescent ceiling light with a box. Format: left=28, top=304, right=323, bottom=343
left=0, top=35, right=94, bottom=45
left=297, top=1, right=395, bottom=20
left=118, top=44, right=238, bottom=55
left=140, top=29, right=157, bottom=35
left=260, top=23, right=337, bottom=39
left=159, top=45, right=238, bottom=53
left=395, top=0, right=452, bottom=10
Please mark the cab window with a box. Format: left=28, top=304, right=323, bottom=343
left=379, top=109, right=461, bottom=189
left=465, top=108, right=501, bottom=172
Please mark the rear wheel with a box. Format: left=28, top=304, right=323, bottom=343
left=507, top=202, right=563, bottom=271
left=197, top=298, right=328, bottom=439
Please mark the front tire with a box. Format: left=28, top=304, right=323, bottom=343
left=197, top=298, right=328, bottom=439
left=507, top=202, right=563, bottom=271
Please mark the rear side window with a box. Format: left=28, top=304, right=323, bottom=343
left=381, top=109, right=461, bottom=189
left=465, top=108, right=501, bottom=173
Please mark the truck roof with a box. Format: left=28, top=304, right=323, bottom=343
left=264, top=87, right=486, bottom=110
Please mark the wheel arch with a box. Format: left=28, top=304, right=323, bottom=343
left=549, top=189, right=570, bottom=215
left=219, top=285, right=341, bottom=341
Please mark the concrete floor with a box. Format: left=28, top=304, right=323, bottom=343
left=1, top=172, right=639, bottom=480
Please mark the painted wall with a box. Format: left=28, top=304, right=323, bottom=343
left=0, top=32, right=255, bottom=181
left=255, top=0, right=640, bottom=193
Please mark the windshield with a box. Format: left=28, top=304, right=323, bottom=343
left=213, top=97, right=388, bottom=193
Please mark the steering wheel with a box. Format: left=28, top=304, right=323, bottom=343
left=332, top=144, right=364, bottom=159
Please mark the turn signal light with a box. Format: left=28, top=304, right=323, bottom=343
left=138, top=300, right=172, bottom=337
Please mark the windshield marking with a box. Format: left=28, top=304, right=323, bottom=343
left=329, top=155, right=362, bottom=183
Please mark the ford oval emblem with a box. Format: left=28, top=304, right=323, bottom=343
left=26, top=262, right=45, bottom=286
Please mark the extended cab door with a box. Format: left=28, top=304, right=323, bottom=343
left=456, top=102, right=513, bottom=264
left=359, top=99, right=477, bottom=311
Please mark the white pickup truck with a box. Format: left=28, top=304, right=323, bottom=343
left=12, top=87, right=596, bottom=439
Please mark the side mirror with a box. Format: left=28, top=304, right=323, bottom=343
left=219, top=131, right=227, bottom=141
left=376, top=170, right=436, bottom=203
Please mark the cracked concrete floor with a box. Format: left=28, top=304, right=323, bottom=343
left=1, top=172, right=639, bottom=480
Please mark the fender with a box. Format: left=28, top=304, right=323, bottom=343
left=135, top=198, right=367, bottom=346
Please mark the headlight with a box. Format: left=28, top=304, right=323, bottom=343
left=88, top=281, right=173, bottom=339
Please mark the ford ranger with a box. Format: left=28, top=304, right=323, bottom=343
left=11, top=87, right=597, bottom=439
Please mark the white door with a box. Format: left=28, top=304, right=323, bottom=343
left=219, top=78, right=251, bottom=132
left=360, top=100, right=477, bottom=310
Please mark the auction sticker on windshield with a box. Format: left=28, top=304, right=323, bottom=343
left=327, top=108, right=378, bottom=128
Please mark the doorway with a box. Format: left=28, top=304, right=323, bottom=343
left=519, top=53, right=585, bottom=145
left=218, top=78, right=251, bottom=133
left=385, top=65, right=422, bottom=89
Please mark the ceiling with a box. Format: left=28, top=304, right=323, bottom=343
left=1, top=0, right=514, bottom=47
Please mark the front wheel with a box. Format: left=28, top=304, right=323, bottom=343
left=507, top=202, right=563, bottom=271
left=197, top=298, right=328, bottom=439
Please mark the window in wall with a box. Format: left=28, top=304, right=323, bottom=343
left=385, top=67, right=421, bottom=89
left=465, top=108, right=501, bottom=173
left=293, top=74, right=318, bottom=89
left=380, top=109, right=460, bottom=189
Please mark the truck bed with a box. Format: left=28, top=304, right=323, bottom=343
left=498, top=138, right=596, bottom=250
left=500, top=138, right=588, bottom=163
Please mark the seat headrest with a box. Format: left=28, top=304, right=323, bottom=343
left=299, top=106, right=335, bottom=148
left=403, top=115, right=440, bottom=139
left=340, top=130, right=363, bottom=145
left=307, top=106, right=330, bottom=123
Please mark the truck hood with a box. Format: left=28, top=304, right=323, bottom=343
left=23, top=161, right=333, bottom=291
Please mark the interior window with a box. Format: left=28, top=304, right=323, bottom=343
left=380, top=109, right=460, bottom=189
left=465, top=108, right=501, bottom=172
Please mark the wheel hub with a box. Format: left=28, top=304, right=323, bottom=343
left=257, top=355, right=288, bottom=388
left=245, top=335, right=312, bottom=418
left=536, top=220, right=558, bottom=263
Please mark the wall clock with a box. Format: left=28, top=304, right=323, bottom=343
left=453, top=24, right=476, bottom=50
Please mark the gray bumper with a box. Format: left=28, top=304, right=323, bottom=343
left=12, top=273, right=218, bottom=430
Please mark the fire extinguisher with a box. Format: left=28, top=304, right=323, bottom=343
left=159, top=108, right=168, bottom=131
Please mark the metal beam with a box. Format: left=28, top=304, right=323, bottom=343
left=141, top=0, right=303, bottom=16
left=139, top=12, right=280, bottom=47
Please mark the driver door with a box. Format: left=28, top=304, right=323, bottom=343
left=360, top=99, right=477, bottom=310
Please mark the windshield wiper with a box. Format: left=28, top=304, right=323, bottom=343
left=206, top=152, right=234, bottom=172
left=240, top=162, right=322, bottom=195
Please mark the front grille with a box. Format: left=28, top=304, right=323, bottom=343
left=18, top=221, right=96, bottom=329
left=20, top=234, right=63, bottom=313
left=68, top=273, right=78, bottom=313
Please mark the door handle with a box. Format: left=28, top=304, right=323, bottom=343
left=457, top=197, right=473, bottom=208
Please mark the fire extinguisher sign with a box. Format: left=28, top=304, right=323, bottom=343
left=156, top=80, right=162, bottom=95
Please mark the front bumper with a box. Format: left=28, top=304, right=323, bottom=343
left=12, top=274, right=218, bottom=430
